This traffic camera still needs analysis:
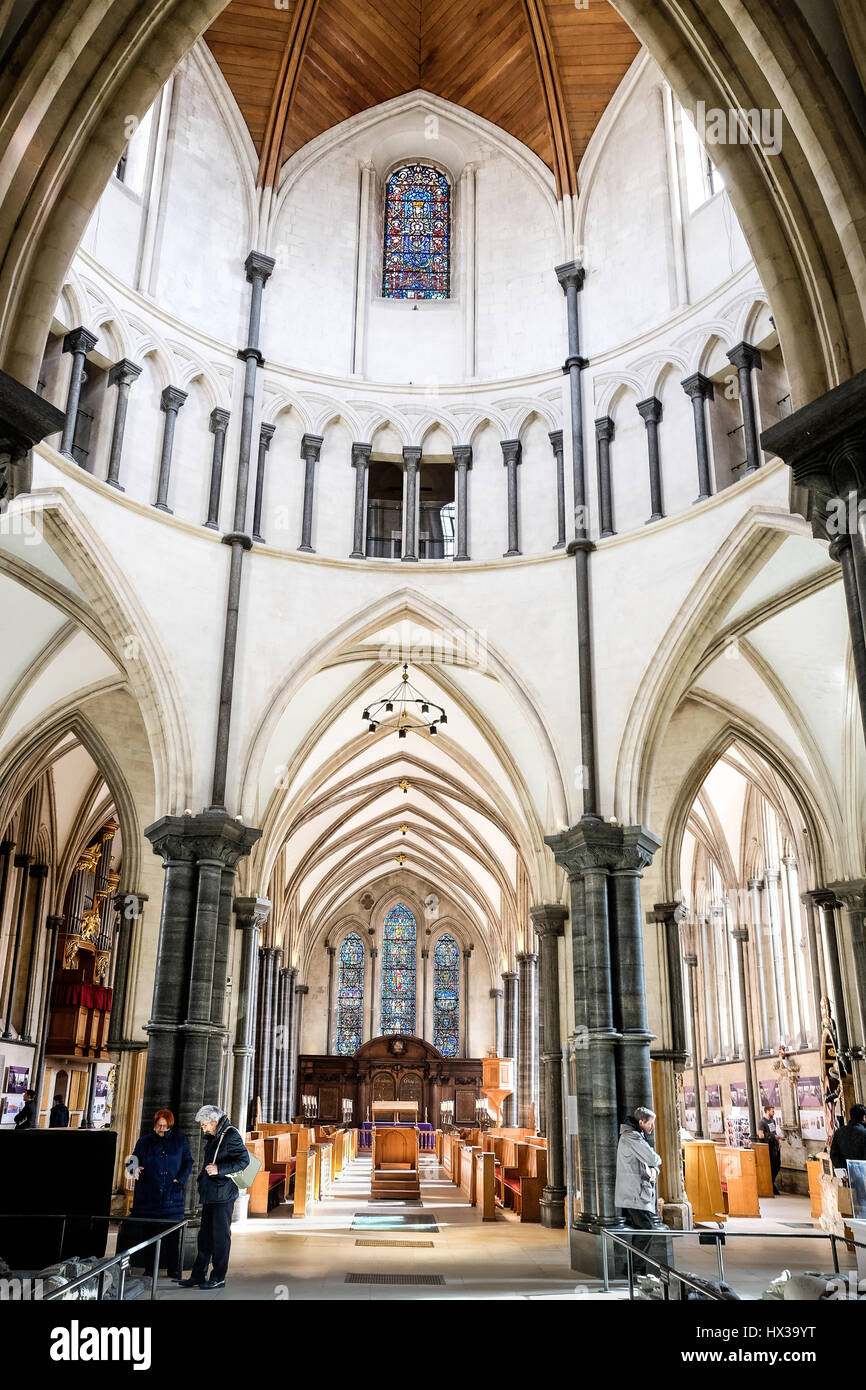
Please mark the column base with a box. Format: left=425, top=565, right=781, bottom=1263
left=692, top=493, right=711, bottom=504
left=204, top=520, right=219, bottom=529
left=552, top=540, right=566, bottom=550
left=253, top=533, right=265, bottom=544
left=106, top=480, right=125, bottom=492
left=540, top=1187, right=567, bottom=1229
left=154, top=502, right=174, bottom=514
left=646, top=513, right=663, bottom=524
left=349, top=549, right=365, bottom=559
left=502, top=549, right=521, bottom=557
left=297, top=543, right=314, bottom=553
left=400, top=555, right=418, bottom=563
left=660, top=1199, right=692, bottom=1230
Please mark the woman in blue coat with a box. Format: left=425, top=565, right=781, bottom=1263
left=122, top=1108, right=192, bottom=1275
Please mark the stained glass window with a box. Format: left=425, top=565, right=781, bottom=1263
left=382, top=164, right=450, bottom=300
left=335, top=932, right=365, bottom=1055
left=433, top=934, right=460, bottom=1057
left=380, top=902, right=417, bottom=1035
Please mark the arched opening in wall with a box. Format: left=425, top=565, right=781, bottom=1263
left=366, top=460, right=404, bottom=558
left=674, top=739, right=836, bottom=1163
left=418, top=462, right=455, bottom=559
left=703, top=337, right=742, bottom=492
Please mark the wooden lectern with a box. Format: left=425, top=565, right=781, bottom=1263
left=371, top=1101, right=421, bottom=1201
left=481, top=1056, right=514, bottom=1127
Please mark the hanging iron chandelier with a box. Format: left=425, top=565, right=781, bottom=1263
left=362, top=663, right=448, bottom=738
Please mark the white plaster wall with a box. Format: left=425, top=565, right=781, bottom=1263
left=474, top=157, right=561, bottom=380
left=150, top=61, right=249, bottom=347
left=609, top=388, right=648, bottom=534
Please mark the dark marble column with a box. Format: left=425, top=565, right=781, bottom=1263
left=298, top=432, right=323, bottom=552
left=205, top=407, right=230, bottom=529
left=281, top=966, right=297, bottom=1122
left=462, top=947, right=472, bottom=1057
left=490, top=986, right=504, bottom=1057
left=272, top=957, right=286, bottom=1121
left=501, top=438, right=522, bottom=556
left=231, top=896, right=269, bottom=1130
left=254, top=946, right=276, bottom=1123
left=556, top=261, right=599, bottom=819
left=682, top=372, right=715, bottom=501
left=210, top=251, right=275, bottom=810
left=105, top=359, right=141, bottom=489
left=555, top=261, right=589, bottom=533
left=326, top=945, right=336, bottom=1054
left=32, top=914, right=63, bottom=1115
left=546, top=818, right=660, bottom=1259
left=727, top=342, right=763, bottom=473
left=814, top=893, right=849, bottom=1053
left=401, top=445, right=421, bottom=562
left=453, top=444, right=472, bottom=561
left=2, top=852, right=33, bottom=1038
left=290, top=982, right=307, bottom=1120
left=517, top=950, right=538, bottom=1127
left=731, top=927, right=760, bottom=1138
left=20, top=863, right=49, bottom=1040
left=252, top=422, right=275, bottom=543
left=826, top=880, right=866, bottom=1060
left=59, top=328, right=98, bottom=458
left=421, top=948, right=429, bottom=1041
left=107, top=892, right=147, bottom=1050
left=637, top=396, right=664, bottom=522
left=594, top=416, right=615, bottom=537
left=682, top=949, right=704, bottom=1137
left=143, top=813, right=261, bottom=1182
left=650, top=900, right=692, bottom=1216
left=350, top=441, right=371, bottom=557
left=153, top=385, right=187, bottom=512
left=800, top=889, right=828, bottom=1026
left=762, top=371, right=866, bottom=742
left=531, top=904, right=568, bottom=1228
left=369, top=946, right=378, bottom=1037
left=549, top=429, right=566, bottom=549
left=502, top=970, right=518, bottom=1126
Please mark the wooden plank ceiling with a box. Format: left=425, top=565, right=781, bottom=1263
left=204, top=0, right=640, bottom=193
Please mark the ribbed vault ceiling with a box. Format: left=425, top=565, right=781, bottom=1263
left=204, top=0, right=641, bottom=193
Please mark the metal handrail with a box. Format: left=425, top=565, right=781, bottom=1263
left=595, top=1222, right=865, bottom=1297
left=596, top=1225, right=727, bottom=1301
left=0, top=1214, right=188, bottom=1301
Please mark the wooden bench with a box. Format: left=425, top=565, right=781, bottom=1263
left=245, top=1137, right=286, bottom=1216
left=489, top=1138, right=546, bottom=1221
left=474, top=1149, right=496, bottom=1221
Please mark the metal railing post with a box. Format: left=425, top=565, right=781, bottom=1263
left=601, top=1229, right=609, bottom=1292
left=626, top=1241, right=634, bottom=1300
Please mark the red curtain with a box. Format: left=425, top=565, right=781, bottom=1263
left=52, top=981, right=112, bottom=1011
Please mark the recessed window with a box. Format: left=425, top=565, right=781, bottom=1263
left=383, top=164, right=450, bottom=300
left=681, top=111, right=725, bottom=213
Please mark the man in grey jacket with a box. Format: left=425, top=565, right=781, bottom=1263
left=614, top=1106, right=664, bottom=1268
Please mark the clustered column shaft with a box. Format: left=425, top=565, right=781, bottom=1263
left=105, top=358, right=141, bottom=490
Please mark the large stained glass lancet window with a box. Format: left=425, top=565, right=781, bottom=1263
left=380, top=903, right=417, bottom=1035
left=433, top=934, right=460, bottom=1057
left=335, top=932, right=365, bottom=1055
left=383, top=164, right=450, bottom=300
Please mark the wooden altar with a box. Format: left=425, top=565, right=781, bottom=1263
left=298, top=1035, right=484, bottom=1124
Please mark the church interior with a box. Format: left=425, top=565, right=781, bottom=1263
left=1, top=0, right=866, bottom=1312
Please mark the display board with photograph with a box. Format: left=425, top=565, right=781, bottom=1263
left=683, top=1083, right=696, bottom=1133
left=797, top=1076, right=826, bottom=1141
left=705, top=1083, right=724, bottom=1135
left=759, top=1079, right=780, bottom=1109
left=4, top=1066, right=29, bottom=1094
left=1, top=1097, right=23, bottom=1125
left=729, top=1080, right=749, bottom=1109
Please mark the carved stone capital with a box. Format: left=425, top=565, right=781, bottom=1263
left=233, top=894, right=272, bottom=933
left=529, top=903, right=567, bottom=937
left=300, top=431, right=323, bottom=462
left=259, top=422, right=276, bottom=449
left=402, top=445, right=422, bottom=469
left=452, top=444, right=473, bottom=469
left=144, top=811, right=262, bottom=869
left=62, top=327, right=98, bottom=357
left=209, top=407, right=230, bottom=434
left=160, top=385, right=187, bottom=414
left=681, top=372, right=715, bottom=403
left=245, top=250, right=276, bottom=285
left=637, top=396, right=663, bottom=425
left=500, top=438, right=521, bottom=467
left=352, top=441, right=373, bottom=467
left=555, top=260, right=585, bottom=294
left=548, top=429, right=564, bottom=453
left=108, top=358, right=141, bottom=390
left=595, top=415, right=615, bottom=442
left=726, top=341, right=763, bottom=373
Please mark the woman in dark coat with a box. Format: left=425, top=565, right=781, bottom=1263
left=123, top=1109, right=192, bottom=1275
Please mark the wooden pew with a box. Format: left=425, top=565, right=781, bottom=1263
left=474, top=1149, right=496, bottom=1221
left=245, top=1136, right=285, bottom=1216
left=293, top=1146, right=319, bottom=1218
left=498, top=1140, right=545, bottom=1221
left=458, top=1144, right=481, bottom=1203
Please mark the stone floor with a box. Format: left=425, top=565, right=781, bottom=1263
left=154, top=1156, right=855, bottom=1302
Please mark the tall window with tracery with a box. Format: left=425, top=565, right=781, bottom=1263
left=433, top=933, right=460, bottom=1057
left=382, top=164, right=450, bottom=300
left=380, top=902, right=417, bottom=1034
left=335, top=932, right=365, bottom=1055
